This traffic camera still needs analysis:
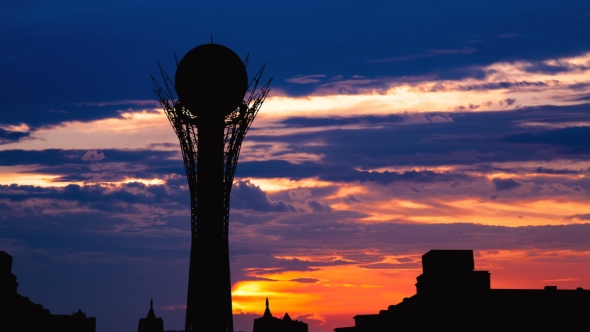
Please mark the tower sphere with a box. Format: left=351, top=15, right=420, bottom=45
left=175, top=44, right=248, bottom=118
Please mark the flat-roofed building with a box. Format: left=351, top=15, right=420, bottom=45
left=335, top=250, right=590, bottom=332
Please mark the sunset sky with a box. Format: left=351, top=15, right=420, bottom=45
left=2, top=1, right=590, bottom=331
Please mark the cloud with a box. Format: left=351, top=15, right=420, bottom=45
left=357, top=262, right=420, bottom=269
left=286, top=75, right=327, bottom=84
left=493, top=178, right=521, bottom=191
left=0, top=149, right=182, bottom=185
left=505, top=126, right=590, bottom=148
left=232, top=255, right=354, bottom=277
left=343, top=194, right=361, bottom=205
left=81, top=150, right=105, bottom=162
left=368, top=47, right=476, bottom=63
left=0, top=127, right=30, bottom=144
left=523, top=60, right=590, bottom=74
left=290, top=278, right=320, bottom=283
left=288, top=188, right=312, bottom=201
left=231, top=180, right=297, bottom=212
left=307, top=200, right=333, bottom=213
left=237, top=160, right=473, bottom=185
left=534, top=167, right=580, bottom=175
left=455, top=81, right=548, bottom=92
left=565, top=214, right=590, bottom=221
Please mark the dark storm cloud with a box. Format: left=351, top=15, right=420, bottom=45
left=2, top=0, right=590, bottom=125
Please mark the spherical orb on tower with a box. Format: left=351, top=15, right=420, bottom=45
left=175, top=44, right=248, bottom=118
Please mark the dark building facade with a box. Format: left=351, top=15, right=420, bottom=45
left=138, top=299, right=164, bottom=332
left=335, top=250, right=590, bottom=332
left=253, top=298, right=308, bottom=332
left=0, top=251, right=96, bottom=332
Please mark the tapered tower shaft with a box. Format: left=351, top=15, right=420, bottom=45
left=185, top=118, right=232, bottom=332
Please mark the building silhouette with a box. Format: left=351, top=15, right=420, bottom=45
left=253, top=298, right=308, bottom=332
left=138, top=299, right=164, bottom=332
left=335, top=250, right=590, bottom=332
left=0, top=251, right=96, bottom=332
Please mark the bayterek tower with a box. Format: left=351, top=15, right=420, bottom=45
left=152, top=42, right=271, bottom=332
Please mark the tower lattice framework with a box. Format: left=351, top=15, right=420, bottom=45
left=152, top=55, right=271, bottom=332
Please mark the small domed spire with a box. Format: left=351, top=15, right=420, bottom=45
left=147, top=299, right=156, bottom=319
left=263, top=297, right=272, bottom=318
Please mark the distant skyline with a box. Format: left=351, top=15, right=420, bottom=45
left=1, top=1, right=590, bottom=331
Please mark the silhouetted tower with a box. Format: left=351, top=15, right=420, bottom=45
left=152, top=43, right=271, bottom=332
left=138, top=299, right=164, bottom=332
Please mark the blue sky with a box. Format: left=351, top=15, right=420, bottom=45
left=1, top=1, right=590, bottom=331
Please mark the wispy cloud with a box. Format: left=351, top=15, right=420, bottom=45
left=367, top=47, right=476, bottom=63
left=286, top=74, right=327, bottom=84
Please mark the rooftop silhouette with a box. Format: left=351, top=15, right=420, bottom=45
left=0, top=251, right=96, bottom=332
left=138, top=299, right=164, bottom=332
left=253, top=298, right=308, bottom=332
left=335, top=249, right=590, bottom=331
